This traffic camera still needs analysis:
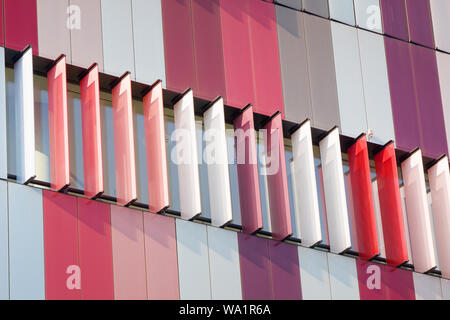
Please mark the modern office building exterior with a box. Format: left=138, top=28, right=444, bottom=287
left=0, top=0, right=450, bottom=300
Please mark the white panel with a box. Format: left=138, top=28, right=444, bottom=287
left=207, top=226, right=242, bottom=300
left=354, top=0, right=382, bottom=33
left=372, top=180, right=386, bottom=258
left=319, top=129, right=351, bottom=253
left=14, top=48, right=36, bottom=184
left=328, top=0, right=355, bottom=25
left=413, top=273, right=443, bottom=300
left=291, top=120, right=322, bottom=247
left=400, top=186, right=414, bottom=264
left=430, top=0, right=450, bottom=53
left=0, top=181, right=8, bottom=300
left=203, top=98, right=233, bottom=227
left=8, top=183, right=45, bottom=300
left=173, top=90, right=202, bottom=220
left=401, top=150, right=437, bottom=273
left=327, top=252, right=360, bottom=300
left=436, top=52, right=450, bottom=155
left=442, top=278, right=450, bottom=299
left=330, top=22, right=367, bottom=138
left=428, top=157, right=450, bottom=279
left=176, top=219, right=211, bottom=300
left=0, top=48, right=7, bottom=179
left=298, top=246, right=331, bottom=299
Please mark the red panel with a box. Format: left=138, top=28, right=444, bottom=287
left=80, top=64, right=103, bottom=199
left=268, top=241, right=302, bottom=300
left=112, top=73, right=137, bottom=206
left=143, top=213, right=180, bottom=300
left=161, top=0, right=196, bottom=92
left=357, top=260, right=415, bottom=300
left=247, top=0, right=284, bottom=117
left=219, top=0, right=255, bottom=107
left=43, top=191, right=80, bottom=300
left=48, top=55, right=70, bottom=191
left=233, top=106, right=263, bottom=234
left=77, top=198, right=114, bottom=300
left=374, top=142, right=408, bottom=266
left=0, top=1, right=4, bottom=46
left=347, top=135, right=379, bottom=260
left=4, top=0, right=38, bottom=54
left=143, top=81, right=169, bottom=213
left=263, top=113, right=292, bottom=240
left=191, top=0, right=226, bottom=101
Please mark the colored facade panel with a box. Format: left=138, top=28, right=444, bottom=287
left=0, top=181, right=8, bottom=300
left=380, top=0, right=408, bottom=41
left=143, top=81, right=169, bottom=213
left=131, top=0, right=166, bottom=85
left=43, top=191, right=80, bottom=300
left=191, top=0, right=226, bottom=101
left=161, top=0, right=196, bottom=93
left=276, top=7, right=312, bottom=123
left=428, top=157, right=450, bottom=279
left=4, top=0, right=39, bottom=54
left=436, top=52, right=450, bottom=155
left=8, top=183, right=45, bottom=299
left=401, top=150, right=437, bottom=273
left=327, top=253, right=360, bottom=300
left=143, top=213, right=179, bottom=300
left=0, top=0, right=3, bottom=46
left=330, top=22, right=367, bottom=138
left=47, top=56, right=70, bottom=191
left=247, top=0, right=284, bottom=117
left=269, top=241, right=302, bottom=300
left=357, top=29, right=395, bottom=145
left=70, top=0, right=104, bottom=71
left=347, top=136, right=379, bottom=260
left=319, top=129, right=351, bottom=254
left=430, top=0, right=450, bottom=53
left=277, top=0, right=302, bottom=10
left=410, top=45, right=448, bottom=158
left=207, top=226, right=242, bottom=300
left=37, top=0, right=71, bottom=61
left=405, top=0, right=434, bottom=47
left=303, top=0, right=329, bottom=18
left=303, top=15, right=340, bottom=131
left=233, top=106, right=263, bottom=234
left=413, top=273, right=443, bottom=300
left=0, top=48, right=6, bottom=180
left=238, top=233, right=272, bottom=300
left=111, top=206, right=147, bottom=300
left=176, top=219, right=211, bottom=300
left=297, top=246, right=331, bottom=300
left=100, top=0, right=135, bottom=77
left=77, top=198, right=114, bottom=300
left=111, top=73, right=137, bottom=206
left=384, top=38, right=421, bottom=153
left=328, top=0, right=355, bottom=25
left=204, top=98, right=233, bottom=227
left=354, top=0, right=382, bottom=33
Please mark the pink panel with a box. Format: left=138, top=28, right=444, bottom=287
left=219, top=0, right=255, bottom=107
left=80, top=64, right=103, bottom=199
left=143, top=213, right=179, bottom=300
left=143, top=81, right=169, bottom=213
left=43, top=191, right=80, bottom=300
left=263, top=113, right=292, bottom=240
left=112, top=72, right=137, bottom=206
left=47, top=55, right=70, bottom=191
left=233, top=106, right=263, bottom=234
left=247, top=0, right=284, bottom=117
left=111, top=206, right=147, bottom=300
left=77, top=198, right=114, bottom=300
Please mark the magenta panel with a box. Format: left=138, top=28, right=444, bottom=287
left=4, top=0, right=38, bottom=54
left=0, top=1, right=4, bottom=46
left=380, top=0, right=409, bottom=41
left=405, top=0, right=434, bottom=47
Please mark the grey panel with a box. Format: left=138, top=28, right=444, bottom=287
left=33, top=75, right=50, bottom=183
left=354, top=0, right=382, bottom=33
left=37, top=0, right=72, bottom=61
left=298, top=246, right=331, bottom=300
left=329, top=0, right=356, bottom=25
left=207, top=226, right=242, bottom=300
left=327, top=252, right=360, bottom=300
left=100, top=96, right=116, bottom=197
left=276, top=7, right=312, bottom=124
left=101, top=0, right=135, bottom=77
left=304, top=15, right=340, bottom=131
left=0, top=49, right=6, bottom=179
left=70, top=0, right=104, bottom=71
left=6, top=68, right=16, bottom=176
left=357, top=29, right=395, bottom=145
left=413, top=273, right=443, bottom=300
left=67, top=89, right=84, bottom=189
left=436, top=52, right=450, bottom=157
left=0, top=181, right=8, bottom=300
left=430, top=0, right=450, bottom=53
left=226, top=124, right=241, bottom=225
left=330, top=22, right=367, bottom=138
left=442, top=278, right=450, bottom=299
left=277, top=0, right=302, bottom=11
left=8, top=183, right=45, bottom=300
left=303, top=0, right=329, bottom=18
left=133, top=100, right=148, bottom=204
left=131, top=0, right=166, bottom=86
left=176, top=219, right=211, bottom=300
